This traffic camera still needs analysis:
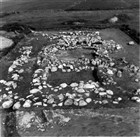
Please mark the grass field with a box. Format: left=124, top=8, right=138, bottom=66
left=1, top=0, right=80, bottom=12
left=1, top=9, right=139, bottom=30
left=1, top=0, right=139, bottom=13
left=66, top=0, right=139, bottom=11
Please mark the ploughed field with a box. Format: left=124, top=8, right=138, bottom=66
left=0, top=29, right=140, bottom=136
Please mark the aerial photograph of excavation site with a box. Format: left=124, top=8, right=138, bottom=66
left=0, top=0, right=139, bottom=137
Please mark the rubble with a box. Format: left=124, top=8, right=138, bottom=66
left=0, top=30, right=140, bottom=113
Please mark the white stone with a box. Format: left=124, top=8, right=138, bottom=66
left=58, top=102, right=63, bottom=106
left=135, top=79, right=139, bottom=82
left=102, top=100, right=108, bottom=104
left=30, top=89, right=40, bottom=94
left=23, top=100, right=32, bottom=108
left=38, top=86, right=43, bottom=90
left=32, top=78, right=40, bottom=83
left=13, top=102, right=21, bottom=110
left=14, top=96, right=19, bottom=99
left=58, top=94, right=64, bottom=101
left=33, top=102, right=42, bottom=106
left=70, top=83, right=78, bottom=87
left=136, top=99, right=140, bottom=103
left=99, top=92, right=107, bottom=96
left=67, top=69, right=71, bottom=72
left=0, top=80, right=7, bottom=84
left=0, top=36, right=13, bottom=50
left=69, top=65, right=74, bottom=70
left=110, top=16, right=118, bottom=23
left=34, top=83, right=41, bottom=86
left=94, top=90, right=99, bottom=94
left=8, top=67, right=14, bottom=73
left=66, top=93, right=74, bottom=99
left=43, top=99, right=47, bottom=102
left=106, top=90, right=114, bottom=95
left=98, top=87, right=105, bottom=92
left=54, top=89, right=58, bottom=92
left=58, top=65, right=63, bottom=69
left=79, top=100, right=87, bottom=106
left=107, top=69, right=114, bottom=75
left=51, top=66, right=57, bottom=72
left=131, top=96, right=139, bottom=100
left=77, top=88, right=85, bottom=93
left=47, top=98, right=54, bottom=104
left=112, top=101, right=119, bottom=104
left=117, top=71, right=122, bottom=77
left=18, top=69, right=24, bottom=73
left=78, top=83, right=84, bottom=88
left=12, top=74, right=19, bottom=80
left=64, top=98, right=73, bottom=106
left=60, top=83, right=67, bottom=88
left=136, top=89, right=140, bottom=95
left=128, top=41, right=135, bottom=45
left=2, top=100, right=13, bottom=109
left=118, top=97, right=122, bottom=101
left=43, top=103, right=48, bottom=107
left=86, top=98, right=92, bottom=103
left=84, top=84, right=95, bottom=89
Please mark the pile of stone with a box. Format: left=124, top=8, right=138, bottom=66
left=1, top=30, right=140, bottom=111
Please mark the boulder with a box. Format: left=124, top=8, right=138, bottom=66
left=86, top=98, right=92, bottom=103
left=13, top=101, right=21, bottom=110
left=70, top=82, right=78, bottom=87
left=30, top=89, right=40, bottom=94
left=64, top=98, right=73, bottom=106
left=109, top=16, right=118, bottom=23
left=106, top=90, right=114, bottom=95
left=60, top=83, right=67, bottom=88
left=47, top=98, right=54, bottom=104
left=0, top=36, right=13, bottom=50
left=128, top=41, right=135, bottom=45
left=99, top=92, right=107, bottom=96
left=51, top=66, right=57, bottom=72
left=79, top=100, right=87, bottom=106
left=77, top=88, right=85, bottom=93
left=23, top=100, right=32, bottom=108
left=84, top=84, right=95, bottom=89
left=2, top=99, right=13, bottom=109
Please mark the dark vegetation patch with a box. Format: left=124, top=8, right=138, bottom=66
left=1, top=0, right=78, bottom=12
left=65, top=0, right=139, bottom=11
left=62, top=19, right=87, bottom=26
left=1, top=22, right=35, bottom=34
left=120, top=24, right=140, bottom=44
left=0, top=22, right=36, bottom=58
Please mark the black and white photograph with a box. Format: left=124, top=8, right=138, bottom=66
left=0, top=0, right=139, bottom=136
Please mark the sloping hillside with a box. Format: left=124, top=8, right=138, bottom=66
left=1, top=0, right=79, bottom=12
left=66, top=0, right=139, bottom=11
left=1, top=0, right=139, bottom=13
